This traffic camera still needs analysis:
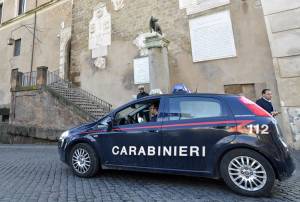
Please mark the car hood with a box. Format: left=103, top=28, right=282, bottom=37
left=69, top=121, right=98, bottom=134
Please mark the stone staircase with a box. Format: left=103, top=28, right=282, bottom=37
left=46, top=71, right=112, bottom=120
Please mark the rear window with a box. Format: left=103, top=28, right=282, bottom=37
left=167, top=97, right=227, bottom=121
left=224, top=96, right=253, bottom=116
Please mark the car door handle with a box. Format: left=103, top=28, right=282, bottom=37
left=215, top=126, right=229, bottom=130
left=148, top=130, right=160, bottom=133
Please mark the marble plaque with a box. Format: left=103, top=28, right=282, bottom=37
left=89, top=3, right=111, bottom=69
left=179, top=0, right=195, bottom=9
left=186, top=0, right=230, bottom=15
left=189, top=10, right=236, bottom=62
left=134, top=57, right=150, bottom=84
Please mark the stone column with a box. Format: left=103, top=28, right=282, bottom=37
left=145, top=34, right=170, bottom=93
left=36, top=66, right=48, bottom=87
left=261, top=0, right=300, bottom=149
left=10, top=68, right=19, bottom=92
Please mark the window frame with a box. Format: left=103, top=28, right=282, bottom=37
left=17, top=0, right=26, bottom=16
left=13, top=38, right=21, bottom=57
left=0, top=2, right=3, bottom=24
left=165, top=96, right=230, bottom=122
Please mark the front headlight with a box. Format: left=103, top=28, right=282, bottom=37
left=59, top=130, right=69, bottom=142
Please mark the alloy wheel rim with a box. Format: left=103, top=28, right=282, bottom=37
left=228, top=156, right=267, bottom=191
left=72, top=148, right=91, bottom=174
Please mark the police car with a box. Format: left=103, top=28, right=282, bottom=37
left=58, top=85, right=295, bottom=196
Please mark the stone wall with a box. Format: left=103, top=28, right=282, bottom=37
left=0, top=123, right=63, bottom=144
left=261, top=0, right=300, bottom=148
left=70, top=0, right=280, bottom=113
left=10, top=87, right=90, bottom=130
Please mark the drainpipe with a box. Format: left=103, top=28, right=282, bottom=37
left=29, top=0, right=37, bottom=83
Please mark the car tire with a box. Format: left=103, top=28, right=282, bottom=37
left=69, top=143, right=100, bottom=178
left=220, top=149, right=275, bottom=197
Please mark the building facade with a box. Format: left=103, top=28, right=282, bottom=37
left=0, top=0, right=72, bottom=119
left=261, top=0, right=300, bottom=147
left=0, top=0, right=299, bottom=149
left=70, top=0, right=300, bottom=148
left=71, top=0, right=280, bottom=108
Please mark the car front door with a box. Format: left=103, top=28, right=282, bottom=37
left=100, top=98, right=165, bottom=170
left=161, top=95, right=236, bottom=173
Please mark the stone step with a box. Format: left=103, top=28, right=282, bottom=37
left=47, top=80, right=111, bottom=119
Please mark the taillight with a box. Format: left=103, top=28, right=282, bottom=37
left=239, top=96, right=271, bottom=117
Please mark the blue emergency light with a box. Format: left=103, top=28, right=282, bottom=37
left=172, top=83, right=191, bottom=94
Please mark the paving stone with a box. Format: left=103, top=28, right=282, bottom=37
left=0, top=144, right=299, bottom=201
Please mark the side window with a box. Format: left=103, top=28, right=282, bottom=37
left=14, top=38, right=21, bottom=56
left=0, top=3, right=3, bottom=24
left=114, top=99, right=161, bottom=126
left=167, top=97, right=226, bottom=121
left=100, top=116, right=112, bottom=126
left=18, top=0, right=26, bottom=15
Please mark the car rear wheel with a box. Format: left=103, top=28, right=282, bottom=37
left=69, top=143, right=100, bottom=177
left=220, top=149, right=275, bottom=197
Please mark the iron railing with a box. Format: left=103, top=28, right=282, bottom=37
left=20, top=71, right=37, bottom=87
left=47, top=69, right=60, bottom=85
left=47, top=70, right=113, bottom=112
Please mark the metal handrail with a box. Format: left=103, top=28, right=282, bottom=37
left=47, top=70, right=112, bottom=112
left=47, top=69, right=60, bottom=85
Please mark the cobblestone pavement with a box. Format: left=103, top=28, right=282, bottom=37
left=0, top=144, right=299, bottom=202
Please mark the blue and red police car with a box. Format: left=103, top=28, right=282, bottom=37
left=58, top=85, right=295, bottom=196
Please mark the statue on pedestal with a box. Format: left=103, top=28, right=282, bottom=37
left=150, top=16, right=162, bottom=35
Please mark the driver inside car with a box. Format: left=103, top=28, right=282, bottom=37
left=149, top=103, right=159, bottom=122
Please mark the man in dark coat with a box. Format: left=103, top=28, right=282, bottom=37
left=256, top=89, right=280, bottom=117
left=137, top=85, right=149, bottom=99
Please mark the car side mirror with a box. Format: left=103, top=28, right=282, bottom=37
left=97, top=124, right=108, bottom=131
left=107, top=117, right=113, bottom=131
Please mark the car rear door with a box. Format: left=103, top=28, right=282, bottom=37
left=161, top=95, right=236, bottom=173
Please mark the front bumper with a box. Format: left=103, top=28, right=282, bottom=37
left=58, top=139, right=68, bottom=164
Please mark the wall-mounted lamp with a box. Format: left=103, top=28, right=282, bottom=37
left=7, top=37, right=14, bottom=46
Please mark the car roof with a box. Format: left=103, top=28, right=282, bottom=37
left=111, top=93, right=239, bottom=114
left=144, top=93, right=238, bottom=99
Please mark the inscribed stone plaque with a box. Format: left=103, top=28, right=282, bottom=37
left=134, top=57, right=150, bottom=84
left=186, top=0, right=230, bottom=15
left=179, top=0, right=195, bottom=9
left=189, top=10, right=236, bottom=62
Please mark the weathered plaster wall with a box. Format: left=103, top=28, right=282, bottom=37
left=71, top=0, right=279, bottom=111
left=262, top=0, right=300, bottom=148
left=0, top=0, right=72, bottom=108
left=1, top=0, right=56, bottom=23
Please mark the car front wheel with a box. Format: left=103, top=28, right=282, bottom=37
left=220, top=149, right=275, bottom=197
left=69, top=143, right=100, bottom=177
